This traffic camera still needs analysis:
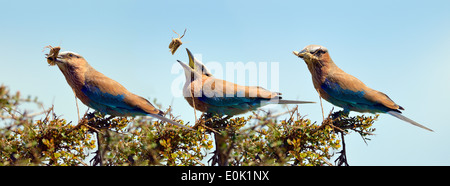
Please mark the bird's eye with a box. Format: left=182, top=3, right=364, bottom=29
left=68, top=54, right=73, bottom=57
left=312, top=49, right=324, bottom=55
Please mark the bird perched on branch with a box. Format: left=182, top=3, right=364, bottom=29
left=178, top=48, right=315, bottom=116
left=46, top=49, right=192, bottom=130
left=293, top=44, right=433, bottom=131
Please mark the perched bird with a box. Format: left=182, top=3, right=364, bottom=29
left=47, top=50, right=192, bottom=130
left=178, top=48, right=315, bottom=116
left=293, top=44, right=433, bottom=131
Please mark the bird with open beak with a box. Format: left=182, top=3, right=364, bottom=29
left=46, top=49, right=192, bottom=130
left=293, top=44, right=433, bottom=131
left=178, top=48, right=315, bottom=116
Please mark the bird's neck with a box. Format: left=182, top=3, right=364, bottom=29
left=309, top=59, right=334, bottom=75
left=59, top=64, right=85, bottom=88
left=183, top=73, right=207, bottom=98
left=57, top=63, right=92, bottom=105
left=308, top=56, right=338, bottom=89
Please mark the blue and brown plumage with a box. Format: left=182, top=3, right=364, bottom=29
left=47, top=50, right=192, bottom=130
left=178, top=48, right=315, bottom=116
left=293, top=44, right=433, bottom=131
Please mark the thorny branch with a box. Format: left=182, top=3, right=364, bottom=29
left=1, top=83, right=378, bottom=166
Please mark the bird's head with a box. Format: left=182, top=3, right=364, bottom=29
left=185, top=48, right=212, bottom=77
left=177, top=48, right=212, bottom=82
left=48, top=51, right=87, bottom=70
left=178, top=50, right=202, bottom=80
left=293, top=45, right=330, bottom=67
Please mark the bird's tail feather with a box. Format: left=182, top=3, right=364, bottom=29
left=387, top=111, right=433, bottom=132
left=274, top=99, right=316, bottom=104
left=148, top=114, right=194, bottom=131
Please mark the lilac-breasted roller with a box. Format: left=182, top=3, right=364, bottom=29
left=178, top=48, right=315, bottom=116
left=293, top=45, right=433, bottom=132
left=47, top=50, right=192, bottom=130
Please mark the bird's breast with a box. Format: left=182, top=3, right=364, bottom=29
left=184, top=96, right=209, bottom=113
left=57, top=64, right=92, bottom=104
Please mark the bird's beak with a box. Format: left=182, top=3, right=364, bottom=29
left=177, top=59, right=197, bottom=80
left=177, top=60, right=191, bottom=72
left=186, top=48, right=195, bottom=69
left=293, top=49, right=307, bottom=58
left=53, top=54, right=65, bottom=63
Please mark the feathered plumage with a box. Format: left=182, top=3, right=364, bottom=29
left=48, top=50, right=192, bottom=130
left=293, top=44, right=433, bottom=131
left=179, top=48, right=315, bottom=116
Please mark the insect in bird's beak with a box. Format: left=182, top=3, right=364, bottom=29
left=43, top=45, right=61, bottom=66
left=169, top=28, right=187, bottom=55
left=292, top=49, right=307, bottom=58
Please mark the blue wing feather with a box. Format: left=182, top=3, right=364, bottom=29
left=321, top=78, right=370, bottom=105
left=81, top=84, right=130, bottom=110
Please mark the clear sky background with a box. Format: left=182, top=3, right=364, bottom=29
left=1, top=0, right=450, bottom=165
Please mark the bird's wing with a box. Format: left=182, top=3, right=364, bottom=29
left=123, top=95, right=163, bottom=115
left=324, top=71, right=400, bottom=110
left=82, top=70, right=161, bottom=115
left=364, top=89, right=401, bottom=110
left=198, top=77, right=279, bottom=107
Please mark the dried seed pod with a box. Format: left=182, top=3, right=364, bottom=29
left=43, top=45, right=61, bottom=66
left=169, top=29, right=186, bottom=55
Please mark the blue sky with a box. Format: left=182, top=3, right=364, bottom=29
left=1, top=0, right=450, bottom=165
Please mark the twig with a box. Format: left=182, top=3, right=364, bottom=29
left=321, top=157, right=334, bottom=166
left=201, top=123, right=221, bottom=135
left=91, top=131, right=105, bottom=166
left=193, top=157, right=205, bottom=166
left=81, top=122, right=103, bottom=134
left=73, top=156, right=89, bottom=166
left=316, top=89, right=325, bottom=121
left=286, top=106, right=299, bottom=124
left=212, top=132, right=229, bottom=166
left=190, top=89, right=198, bottom=126
left=73, top=92, right=80, bottom=123
left=335, top=132, right=349, bottom=166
